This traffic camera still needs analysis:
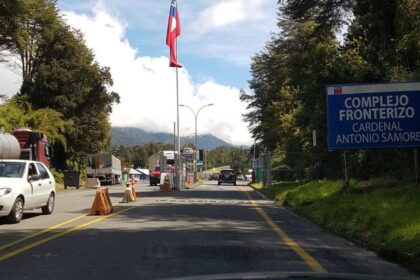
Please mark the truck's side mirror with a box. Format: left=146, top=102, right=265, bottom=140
left=28, top=174, right=41, bottom=181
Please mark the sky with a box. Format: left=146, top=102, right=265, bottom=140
left=0, top=0, right=278, bottom=146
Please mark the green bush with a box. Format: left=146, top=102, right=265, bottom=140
left=50, top=168, right=64, bottom=185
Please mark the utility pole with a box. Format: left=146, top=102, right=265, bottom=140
left=204, top=149, right=207, bottom=181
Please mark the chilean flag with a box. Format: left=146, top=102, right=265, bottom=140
left=334, top=87, right=343, bottom=94
left=166, top=0, right=182, bottom=68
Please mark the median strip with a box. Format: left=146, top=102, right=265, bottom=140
left=242, top=187, right=327, bottom=273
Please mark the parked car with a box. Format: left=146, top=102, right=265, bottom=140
left=210, top=173, right=219, bottom=181
left=0, top=160, right=56, bottom=223
left=218, top=169, right=236, bottom=186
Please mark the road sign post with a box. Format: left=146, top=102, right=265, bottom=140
left=343, top=151, right=349, bottom=190
left=414, top=148, right=419, bottom=186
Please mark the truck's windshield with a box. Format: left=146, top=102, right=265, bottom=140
left=0, top=162, right=26, bottom=178
left=154, top=166, right=161, bottom=171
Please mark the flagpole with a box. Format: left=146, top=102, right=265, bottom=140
left=168, top=0, right=182, bottom=190
left=176, top=41, right=181, bottom=190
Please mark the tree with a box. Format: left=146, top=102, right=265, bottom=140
left=344, top=0, right=420, bottom=81
left=206, top=147, right=251, bottom=172
left=17, top=20, right=120, bottom=169
left=109, top=142, right=175, bottom=169
left=243, top=0, right=420, bottom=182
left=229, top=148, right=251, bottom=173
left=0, top=0, right=59, bottom=79
left=242, top=1, right=343, bottom=179
left=1, top=0, right=120, bottom=170
left=279, top=0, right=353, bottom=29
left=0, top=97, right=66, bottom=145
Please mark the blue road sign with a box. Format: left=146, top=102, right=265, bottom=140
left=326, top=82, right=420, bottom=150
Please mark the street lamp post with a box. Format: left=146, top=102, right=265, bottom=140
left=180, top=103, right=214, bottom=182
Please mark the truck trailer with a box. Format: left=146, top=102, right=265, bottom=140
left=87, top=154, right=122, bottom=185
left=0, top=129, right=50, bottom=166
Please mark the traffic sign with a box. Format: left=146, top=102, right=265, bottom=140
left=326, top=82, right=420, bottom=150
left=253, top=159, right=263, bottom=169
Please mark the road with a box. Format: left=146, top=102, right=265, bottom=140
left=0, top=181, right=417, bottom=279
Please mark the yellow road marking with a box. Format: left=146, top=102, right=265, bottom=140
left=0, top=213, right=89, bottom=252
left=243, top=188, right=327, bottom=273
left=0, top=194, right=121, bottom=252
left=0, top=207, right=134, bottom=262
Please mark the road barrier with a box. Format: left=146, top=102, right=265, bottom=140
left=186, top=173, right=194, bottom=189
left=90, top=188, right=113, bottom=215
left=121, top=183, right=135, bottom=203
left=130, top=178, right=137, bottom=201
left=160, top=175, right=170, bottom=192
left=85, top=178, right=101, bottom=189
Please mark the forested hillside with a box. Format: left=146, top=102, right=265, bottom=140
left=111, top=127, right=230, bottom=150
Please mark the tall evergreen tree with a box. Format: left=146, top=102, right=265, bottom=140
left=243, top=0, right=420, bottom=181
left=19, top=22, right=119, bottom=168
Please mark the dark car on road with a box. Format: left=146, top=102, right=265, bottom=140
left=218, top=169, right=236, bottom=186
left=149, top=165, right=161, bottom=186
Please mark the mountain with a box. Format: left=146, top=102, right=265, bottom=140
left=111, top=127, right=231, bottom=150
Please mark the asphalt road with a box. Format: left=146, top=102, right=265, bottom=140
left=0, top=181, right=417, bottom=280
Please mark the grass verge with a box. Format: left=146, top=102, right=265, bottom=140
left=250, top=182, right=263, bottom=190
left=259, top=179, right=420, bottom=273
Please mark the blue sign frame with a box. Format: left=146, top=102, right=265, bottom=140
left=326, top=82, right=420, bottom=150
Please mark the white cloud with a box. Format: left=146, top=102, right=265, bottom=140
left=63, top=5, right=252, bottom=146
left=188, top=0, right=267, bottom=37
left=183, top=0, right=276, bottom=66
left=190, top=1, right=245, bottom=36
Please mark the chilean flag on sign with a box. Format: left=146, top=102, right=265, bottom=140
left=334, top=86, right=343, bottom=94
left=166, top=0, right=182, bottom=68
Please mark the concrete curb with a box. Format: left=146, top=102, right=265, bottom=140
left=185, top=180, right=204, bottom=190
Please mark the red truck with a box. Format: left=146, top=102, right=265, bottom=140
left=0, top=129, right=51, bottom=166
left=149, top=164, right=174, bottom=186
